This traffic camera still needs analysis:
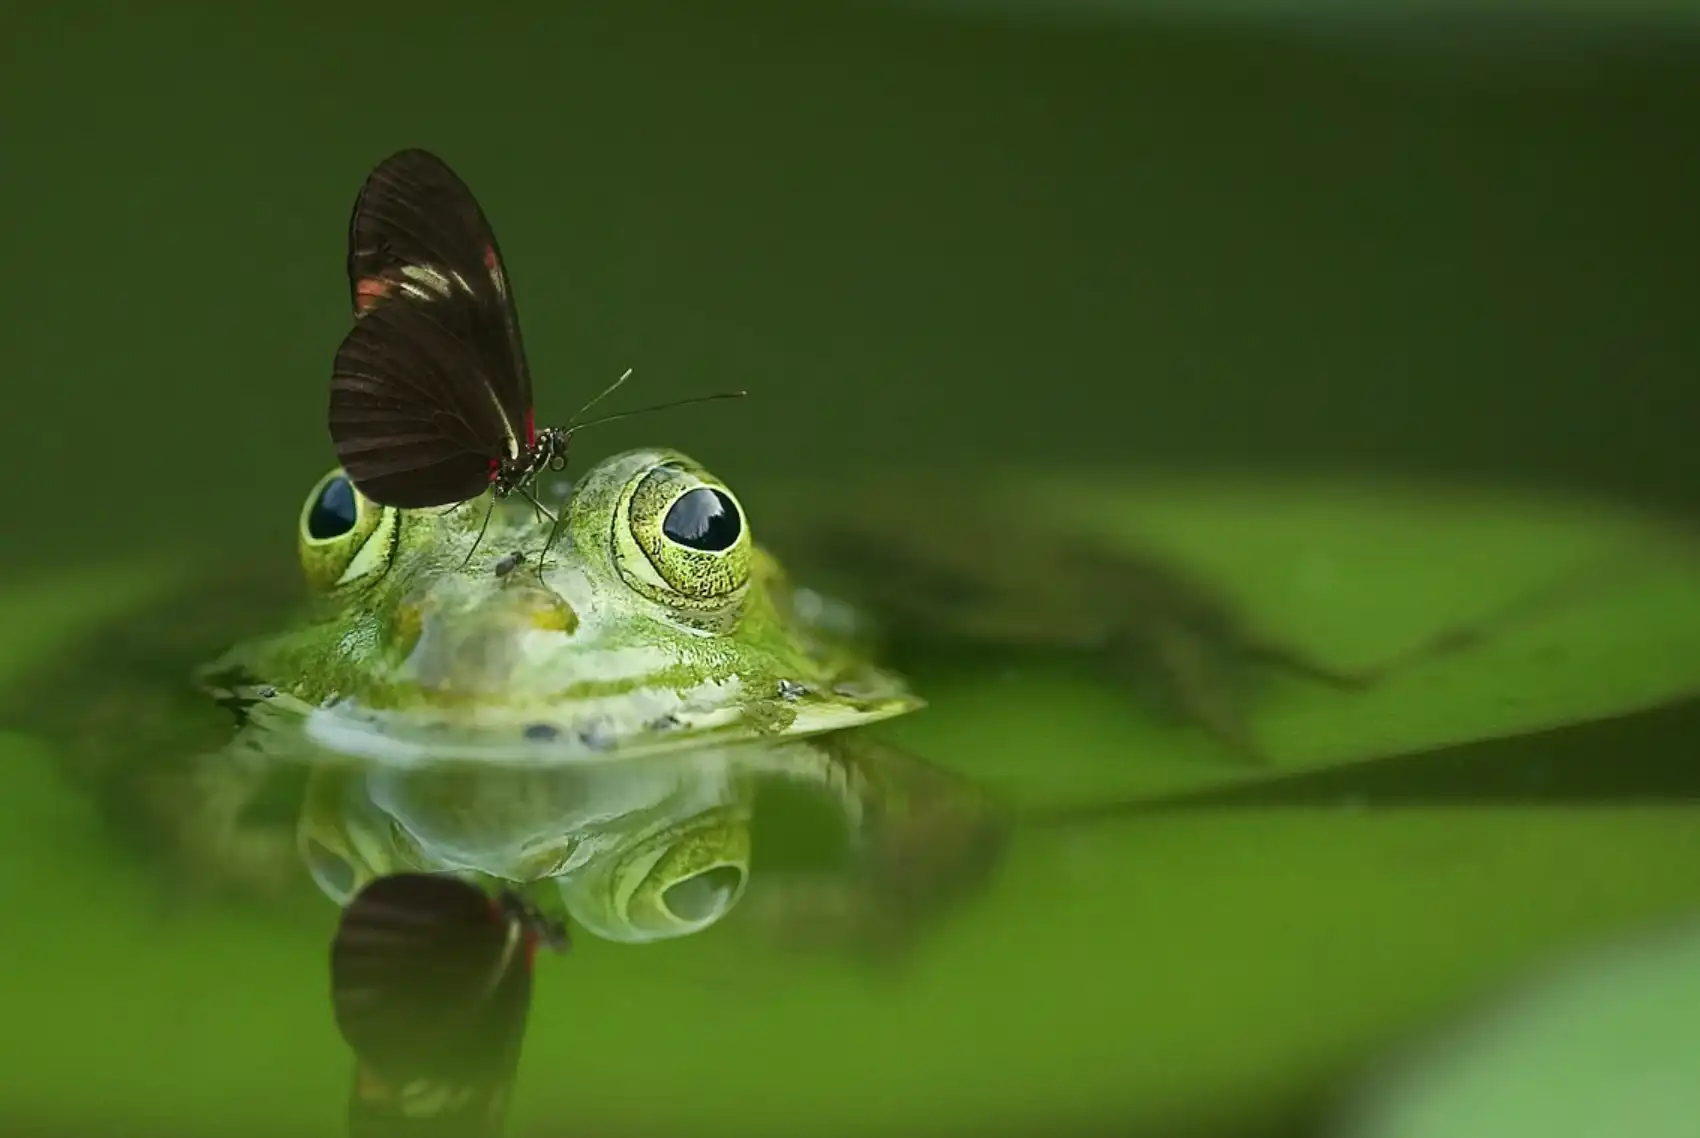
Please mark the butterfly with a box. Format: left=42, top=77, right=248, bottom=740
left=330, top=872, right=569, bottom=1138
left=328, top=149, right=741, bottom=553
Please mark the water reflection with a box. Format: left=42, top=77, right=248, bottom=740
left=330, top=873, right=566, bottom=1138
left=303, top=738, right=1007, bottom=1135
left=301, top=733, right=1005, bottom=954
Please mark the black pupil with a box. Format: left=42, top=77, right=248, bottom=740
left=661, top=488, right=741, bottom=552
left=308, top=476, right=358, bottom=540
left=662, top=866, right=745, bottom=922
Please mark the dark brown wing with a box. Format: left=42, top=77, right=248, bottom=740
left=332, top=294, right=520, bottom=507
left=346, top=149, right=531, bottom=398
left=330, top=149, right=534, bottom=508
left=330, top=873, right=535, bottom=1083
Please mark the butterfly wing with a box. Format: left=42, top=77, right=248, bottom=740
left=330, top=149, right=535, bottom=508
left=346, top=1060, right=518, bottom=1138
left=332, top=296, right=523, bottom=508
left=330, top=873, right=535, bottom=1082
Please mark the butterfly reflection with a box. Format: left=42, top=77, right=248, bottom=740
left=329, top=873, right=568, bottom=1138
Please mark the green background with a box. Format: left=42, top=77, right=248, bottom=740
left=4, top=2, right=1700, bottom=1136
left=5, top=1, right=1699, bottom=567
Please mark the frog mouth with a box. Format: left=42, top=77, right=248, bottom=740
left=217, top=670, right=921, bottom=769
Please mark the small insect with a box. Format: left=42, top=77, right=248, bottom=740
left=330, top=873, right=568, bottom=1137
left=492, top=551, right=527, bottom=580
left=328, top=149, right=744, bottom=561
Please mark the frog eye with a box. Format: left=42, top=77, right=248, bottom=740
left=553, top=806, right=751, bottom=943
left=625, top=845, right=748, bottom=939
left=661, top=488, right=743, bottom=552
left=307, top=475, right=358, bottom=539
left=298, top=468, right=397, bottom=592
left=619, top=463, right=753, bottom=604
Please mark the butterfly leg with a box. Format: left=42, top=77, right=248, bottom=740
left=460, top=497, right=499, bottom=568
left=515, top=484, right=557, bottom=524
left=536, top=509, right=570, bottom=568
left=516, top=486, right=564, bottom=572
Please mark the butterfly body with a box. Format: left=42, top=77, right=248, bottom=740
left=490, top=425, right=568, bottom=501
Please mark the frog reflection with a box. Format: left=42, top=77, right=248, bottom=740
left=302, top=750, right=754, bottom=943
left=299, top=733, right=1001, bottom=950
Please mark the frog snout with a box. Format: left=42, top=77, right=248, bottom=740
left=407, top=585, right=580, bottom=694
left=472, top=584, right=580, bottom=646
left=508, top=584, right=579, bottom=635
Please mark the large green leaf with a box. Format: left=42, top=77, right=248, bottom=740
left=871, top=471, right=1700, bottom=809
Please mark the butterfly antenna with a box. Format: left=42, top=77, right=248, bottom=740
left=562, top=390, right=748, bottom=438
left=565, top=367, right=636, bottom=428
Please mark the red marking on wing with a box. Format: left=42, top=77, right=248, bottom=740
left=483, top=245, right=500, bottom=274
left=354, top=277, right=391, bottom=314
left=524, top=408, right=536, bottom=447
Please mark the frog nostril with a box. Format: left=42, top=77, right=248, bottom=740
left=661, top=866, right=745, bottom=923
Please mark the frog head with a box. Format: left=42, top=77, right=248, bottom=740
left=205, top=448, right=920, bottom=767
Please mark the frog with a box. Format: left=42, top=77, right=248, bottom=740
left=6, top=445, right=1408, bottom=949
left=243, top=448, right=1014, bottom=948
